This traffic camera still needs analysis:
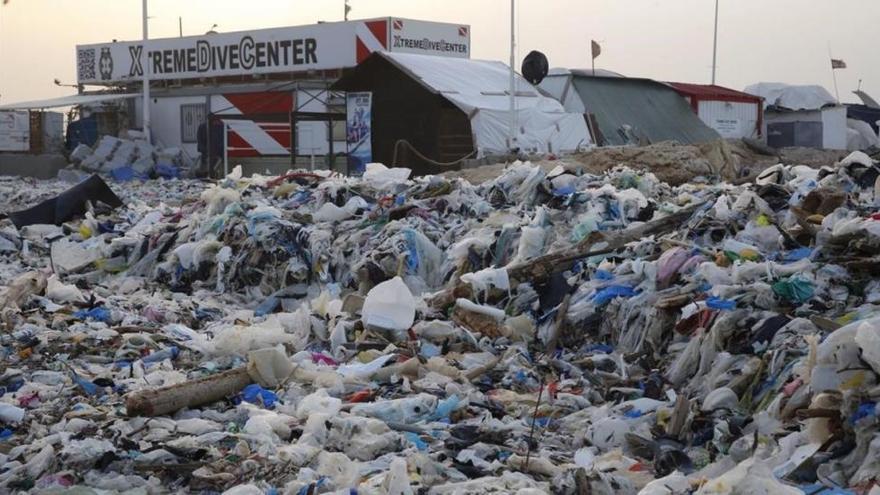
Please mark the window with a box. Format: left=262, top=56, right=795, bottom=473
left=180, top=103, right=206, bottom=143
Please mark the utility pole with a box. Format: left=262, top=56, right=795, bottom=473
left=142, top=0, right=151, bottom=143
left=179, top=16, right=183, bottom=37
left=344, top=0, right=350, bottom=21
left=711, top=0, right=719, bottom=85
left=508, top=0, right=516, bottom=151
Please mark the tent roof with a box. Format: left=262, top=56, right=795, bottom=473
left=366, top=51, right=567, bottom=114
left=548, top=68, right=625, bottom=79
left=0, top=93, right=137, bottom=110
left=744, top=83, right=837, bottom=111
left=853, top=89, right=880, bottom=109
left=668, top=82, right=762, bottom=104
left=564, top=76, right=720, bottom=146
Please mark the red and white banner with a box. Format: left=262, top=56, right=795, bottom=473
left=212, top=92, right=293, bottom=157
left=356, top=20, right=388, bottom=63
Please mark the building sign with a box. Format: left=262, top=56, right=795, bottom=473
left=0, top=111, right=30, bottom=152
left=346, top=92, right=372, bottom=174
left=389, top=18, right=470, bottom=57
left=77, top=18, right=471, bottom=85
left=714, top=118, right=742, bottom=138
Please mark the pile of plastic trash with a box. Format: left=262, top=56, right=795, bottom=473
left=2, top=154, right=880, bottom=494
left=69, top=131, right=195, bottom=180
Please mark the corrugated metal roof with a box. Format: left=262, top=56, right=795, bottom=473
left=569, top=76, right=720, bottom=146
left=668, top=82, right=762, bottom=104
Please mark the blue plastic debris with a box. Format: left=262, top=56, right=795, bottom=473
left=404, top=229, right=419, bottom=272
left=706, top=297, right=736, bottom=310
left=0, top=429, right=12, bottom=440
left=155, top=163, right=180, bottom=179
left=71, top=372, right=99, bottom=396
left=624, top=409, right=643, bottom=419
left=142, top=346, right=180, bottom=364
left=110, top=166, right=146, bottom=182
left=73, top=307, right=111, bottom=322
left=782, top=247, right=813, bottom=263
left=552, top=185, right=576, bottom=196
left=594, top=269, right=614, bottom=281
left=584, top=343, right=614, bottom=354
left=430, top=395, right=460, bottom=421
left=592, top=285, right=637, bottom=305
left=405, top=431, right=429, bottom=451
left=241, top=384, right=278, bottom=409
left=851, top=401, right=877, bottom=424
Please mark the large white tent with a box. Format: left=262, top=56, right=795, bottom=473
left=378, top=52, right=591, bottom=155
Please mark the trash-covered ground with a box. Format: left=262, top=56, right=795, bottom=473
left=1, top=154, right=880, bottom=494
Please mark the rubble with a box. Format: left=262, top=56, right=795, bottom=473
left=69, top=131, right=196, bottom=180
left=1, top=151, right=880, bottom=494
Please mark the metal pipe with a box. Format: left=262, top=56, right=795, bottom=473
left=223, top=120, right=229, bottom=177
left=711, top=0, right=719, bottom=85
left=509, top=0, right=516, bottom=151
left=142, top=0, right=151, bottom=143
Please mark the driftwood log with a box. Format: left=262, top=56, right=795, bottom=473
left=125, top=367, right=252, bottom=417
left=429, top=204, right=704, bottom=310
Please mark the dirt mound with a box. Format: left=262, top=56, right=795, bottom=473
left=445, top=140, right=852, bottom=186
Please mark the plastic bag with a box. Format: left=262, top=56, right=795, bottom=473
left=362, top=276, right=416, bottom=335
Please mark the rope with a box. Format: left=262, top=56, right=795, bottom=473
left=391, top=139, right=476, bottom=168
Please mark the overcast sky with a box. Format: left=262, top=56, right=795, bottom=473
left=0, top=0, right=876, bottom=104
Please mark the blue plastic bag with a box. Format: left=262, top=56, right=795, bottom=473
left=241, top=384, right=278, bottom=409
left=73, top=307, right=111, bottom=322
left=155, top=163, right=180, bottom=179
left=593, top=285, right=637, bottom=305
left=706, top=297, right=736, bottom=310
left=111, top=167, right=139, bottom=182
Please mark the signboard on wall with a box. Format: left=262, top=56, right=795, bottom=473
left=713, top=118, right=742, bottom=139
left=77, top=18, right=471, bottom=85
left=0, top=111, right=30, bottom=152
left=389, top=18, right=469, bottom=58
left=346, top=92, right=372, bottom=174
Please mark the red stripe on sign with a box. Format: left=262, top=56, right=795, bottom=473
left=366, top=20, right=388, bottom=48
left=223, top=92, right=293, bottom=114
left=227, top=123, right=291, bottom=157
left=459, top=26, right=468, bottom=37
left=356, top=37, right=371, bottom=63
left=393, top=20, right=403, bottom=30
left=227, top=132, right=257, bottom=157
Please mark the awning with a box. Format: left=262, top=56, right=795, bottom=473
left=0, top=93, right=138, bottom=110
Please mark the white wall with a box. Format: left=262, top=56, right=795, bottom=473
left=764, top=107, right=848, bottom=150
left=150, top=96, right=206, bottom=158
left=134, top=95, right=205, bottom=158
left=820, top=106, right=847, bottom=150
left=697, top=100, right=759, bottom=139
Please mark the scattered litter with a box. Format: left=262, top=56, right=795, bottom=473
left=1, top=150, right=880, bottom=493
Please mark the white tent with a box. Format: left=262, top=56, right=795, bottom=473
left=745, top=82, right=848, bottom=150
left=379, top=52, right=591, bottom=155
left=745, top=83, right=836, bottom=111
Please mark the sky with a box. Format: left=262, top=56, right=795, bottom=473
left=0, top=0, right=877, bottom=105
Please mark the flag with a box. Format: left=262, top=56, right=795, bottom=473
left=831, top=59, right=847, bottom=70
left=591, top=40, right=602, bottom=60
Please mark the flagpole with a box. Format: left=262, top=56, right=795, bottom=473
left=828, top=42, right=840, bottom=103
left=711, top=0, right=719, bottom=85
left=142, top=0, right=151, bottom=143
